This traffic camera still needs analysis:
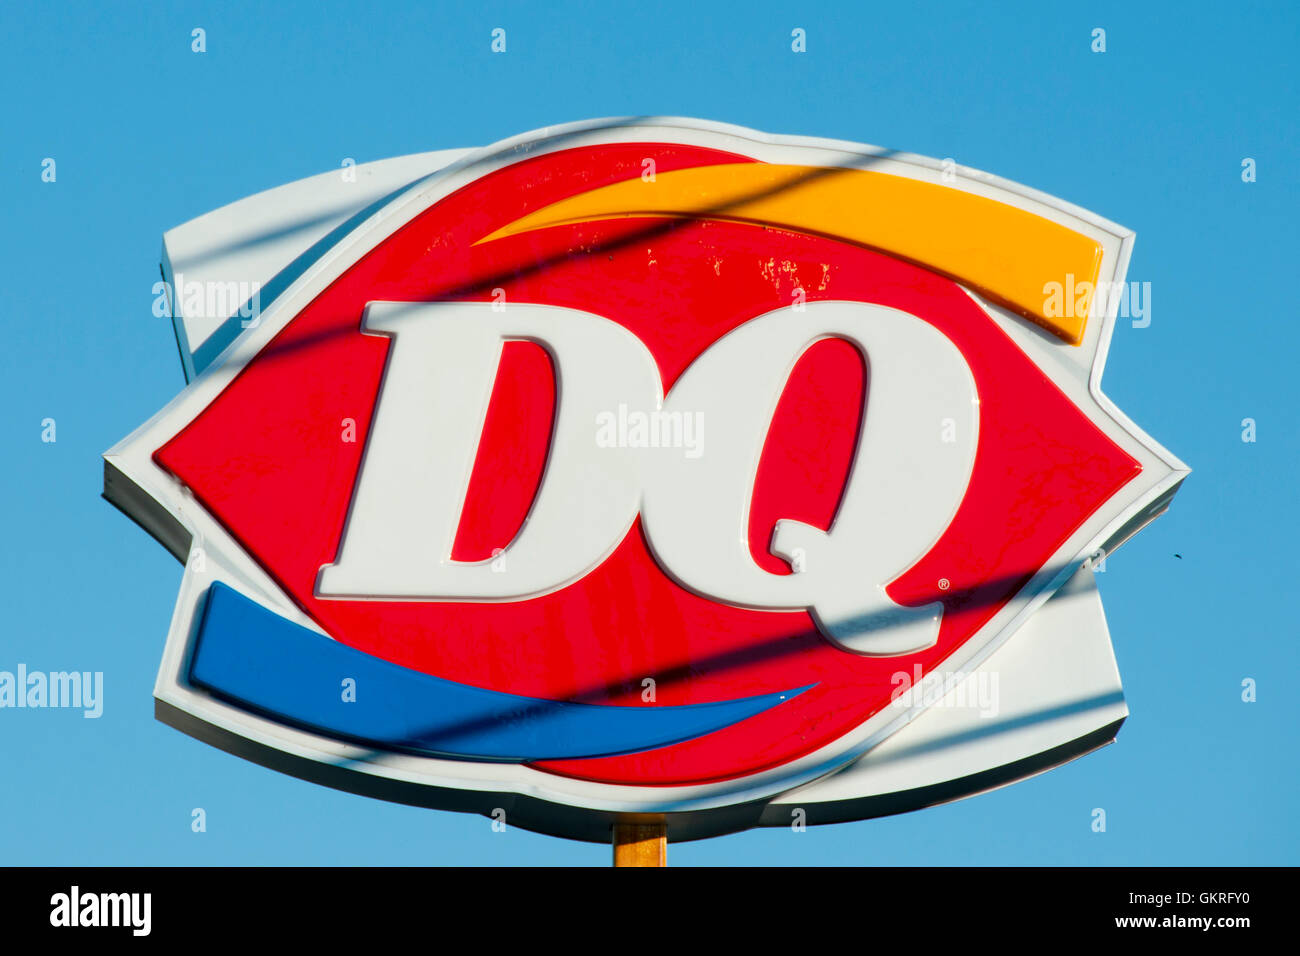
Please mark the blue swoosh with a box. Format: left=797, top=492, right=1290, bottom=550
left=190, top=582, right=810, bottom=762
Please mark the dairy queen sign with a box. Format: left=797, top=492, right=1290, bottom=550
left=104, top=119, right=1187, bottom=857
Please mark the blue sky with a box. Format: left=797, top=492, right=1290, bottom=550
left=1, top=0, right=1295, bottom=865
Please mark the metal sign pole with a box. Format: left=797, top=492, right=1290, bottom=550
left=612, top=821, right=667, bottom=867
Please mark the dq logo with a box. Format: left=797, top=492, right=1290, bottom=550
left=321, top=300, right=976, bottom=656
left=105, top=119, right=1186, bottom=835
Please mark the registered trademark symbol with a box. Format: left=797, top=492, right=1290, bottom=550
left=937, top=578, right=950, bottom=591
